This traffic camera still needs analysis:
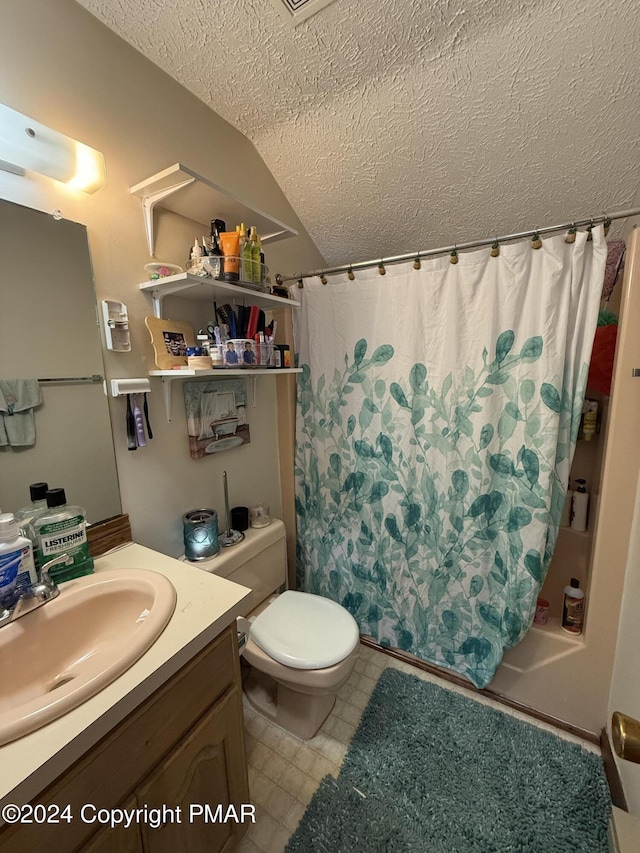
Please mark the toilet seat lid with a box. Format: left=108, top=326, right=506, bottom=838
left=250, top=590, right=360, bottom=670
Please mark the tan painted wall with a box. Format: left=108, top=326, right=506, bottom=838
left=0, top=0, right=324, bottom=557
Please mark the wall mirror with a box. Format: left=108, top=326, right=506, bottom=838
left=0, top=199, right=121, bottom=523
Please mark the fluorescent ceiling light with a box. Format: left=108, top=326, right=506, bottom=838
left=0, top=103, right=106, bottom=193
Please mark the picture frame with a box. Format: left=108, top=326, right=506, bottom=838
left=145, top=316, right=196, bottom=369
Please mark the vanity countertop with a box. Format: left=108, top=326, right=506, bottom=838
left=0, top=543, right=251, bottom=808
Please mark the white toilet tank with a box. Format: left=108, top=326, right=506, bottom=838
left=188, top=519, right=287, bottom=616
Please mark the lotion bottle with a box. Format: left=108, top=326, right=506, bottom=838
left=571, top=479, right=589, bottom=532
left=561, top=578, right=585, bottom=634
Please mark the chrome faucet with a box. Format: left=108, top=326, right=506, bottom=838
left=0, top=554, right=71, bottom=627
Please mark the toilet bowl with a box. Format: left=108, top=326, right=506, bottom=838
left=183, top=520, right=360, bottom=739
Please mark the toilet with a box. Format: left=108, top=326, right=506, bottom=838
left=187, top=519, right=360, bottom=738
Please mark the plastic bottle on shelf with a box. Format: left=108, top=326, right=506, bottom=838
left=582, top=400, right=598, bottom=441
left=560, top=481, right=573, bottom=528
left=561, top=578, right=585, bottom=634
left=237, top=223, right=249, bottom=281
left=570, top=479, right=589, bottom=532
left=251, top=228, right=263, bottom=286
left=208, top=220, right=225, bottom=279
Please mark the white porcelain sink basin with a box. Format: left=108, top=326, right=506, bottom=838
left=0, top=569, right=176, bottom=746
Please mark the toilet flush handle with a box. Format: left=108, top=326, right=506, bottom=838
left=236, top=616, right=252, bottom=654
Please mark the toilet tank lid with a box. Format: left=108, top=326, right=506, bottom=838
left=250, top=590, right=360, bottom=670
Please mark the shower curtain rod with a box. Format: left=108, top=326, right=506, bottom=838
left=275, top=205, right=640, bottom=284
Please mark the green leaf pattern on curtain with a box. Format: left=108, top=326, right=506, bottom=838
left=295, top=332, right=589, bottom=688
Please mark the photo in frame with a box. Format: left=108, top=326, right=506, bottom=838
left=145, top=316, right=196, bottom=369
left=182, top=379, right=250, bottom=459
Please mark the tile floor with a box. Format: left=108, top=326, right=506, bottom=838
left=236, top=643, right=598, bottom=853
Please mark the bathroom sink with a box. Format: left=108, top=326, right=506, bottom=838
left=0, top=569, right=176, bottom=746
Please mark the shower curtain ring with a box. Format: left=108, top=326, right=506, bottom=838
left=532, top=231, right=542, bottom=249
left=587, top=218, right=594, bottom=241
left=413, top=254, right=421, bottom=270
left=347, top=265, right=355, bottom=281
left=320, top=273, right=328, bottom=285
left=378, top=260, right=386, bottom=275
left=297, top=278, right=304, bottom=288
left=603, top=212, right=611, bottom=235
left=565, top=222, right=577, bottom=243
left=490, top=238, right=500, bottom=257
left=450, top=245, right=459, bottom=264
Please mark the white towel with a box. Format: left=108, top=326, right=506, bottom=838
left=0, top=379, right=43, bottom=446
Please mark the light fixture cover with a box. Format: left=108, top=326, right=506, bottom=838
left=0, top=103, right=105, bottom=193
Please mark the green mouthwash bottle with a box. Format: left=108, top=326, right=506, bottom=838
left=33, top=488, right=94, bottom=582
left=15, top=481, right=49, bottom=567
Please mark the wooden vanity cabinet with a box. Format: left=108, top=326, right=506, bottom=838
left=0, top=624, right=250, bottom=853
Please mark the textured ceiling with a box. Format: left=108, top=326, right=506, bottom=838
left=76, top=0, right=640, bottom=269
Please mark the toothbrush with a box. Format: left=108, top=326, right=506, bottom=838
left=133, top=394, right=146, bottom=447
left=143, top=393, right=153, bottom=440
left=126, top=395, right=137, bottom=451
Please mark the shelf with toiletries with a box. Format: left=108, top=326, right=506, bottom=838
left=150, top=368, right=302, bottom=423
left=130, top=163, right=299, bottom=257
left=139, top=272, right=299, bottom=319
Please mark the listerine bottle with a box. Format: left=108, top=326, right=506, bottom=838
left=15, top=481, right=49, bottom=569
left=33, top=488, right=94, bottom=581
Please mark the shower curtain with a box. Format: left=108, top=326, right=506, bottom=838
left=293, top=227, right=607, bottom=688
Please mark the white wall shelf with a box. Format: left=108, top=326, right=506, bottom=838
left=149, top=368, right=302, bottom=422
left=130, top=163, right=299, bottom=257
left=139, top=272, right=300, bottom=318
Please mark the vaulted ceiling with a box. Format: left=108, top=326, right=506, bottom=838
left=76, top=0, right=640, bottom=267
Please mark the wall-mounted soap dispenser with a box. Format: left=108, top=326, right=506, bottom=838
left=102, top=299, right=131, bottom=352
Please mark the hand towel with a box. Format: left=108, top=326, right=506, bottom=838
left=0, top=379, right=43, bottom=446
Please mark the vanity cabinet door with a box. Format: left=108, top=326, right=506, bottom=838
left=79, top=797, right=142, bottom=853
left=135, top=684, right=249, bottom=853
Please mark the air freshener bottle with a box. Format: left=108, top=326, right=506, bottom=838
left=570, top=479, right=589, bottom=532
left=561, top=578, right=585, bottom=634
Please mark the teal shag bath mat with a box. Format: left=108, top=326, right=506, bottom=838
left=285, top=668, right=611, bottom=852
